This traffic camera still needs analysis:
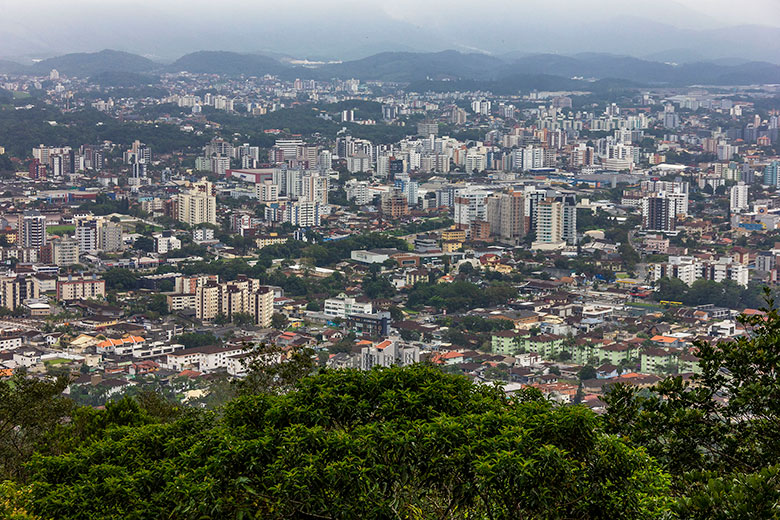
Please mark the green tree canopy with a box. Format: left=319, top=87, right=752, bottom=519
left=23, top=365, right=670, bottom=519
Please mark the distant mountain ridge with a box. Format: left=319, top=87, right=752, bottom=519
left=1, top=48, right=779, bottom=87
left=168, top=51, right=288, bottom=76
left=32, top=49, right=157, bottom=76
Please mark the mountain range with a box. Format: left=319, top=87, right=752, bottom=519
left=2, top=49, right=779, bottom=88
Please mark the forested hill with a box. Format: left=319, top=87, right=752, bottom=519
left=3, top=48, right=779, bottom=86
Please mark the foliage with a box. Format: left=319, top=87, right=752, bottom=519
left=362, top=271, right=396, bottom=299
left=233, top=343, right=316, bottom=396
left=604, top=292, right=780, bottom=517
left=0, top=374, right=72, bottom=481
left=653, top=277, right=766, bottom=310
left=407, top=281, right=517, bottom=312
left=270, top=313, right=289, bottom=330
left=231, top=312, right=255, bottom=327
left=102, top=268, right=139, bottom=292
left=173, top=332, right=219, bottom=349
left=25, top=365, right=671, bottom=519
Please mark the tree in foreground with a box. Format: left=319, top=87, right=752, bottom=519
left=604, top=291, right=780, bottom=519
left=22, top=365, right=670, bottom=519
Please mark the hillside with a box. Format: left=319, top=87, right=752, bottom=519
left=169, top=50, right=288, bottom=76
left=0, top=48, right=778, bottom=87
left=30, top=49, right=158, bottom=76
left=318, top=50, right=505, bottom=81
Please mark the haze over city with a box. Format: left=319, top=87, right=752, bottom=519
left=1, top=0, right=779, bottom=62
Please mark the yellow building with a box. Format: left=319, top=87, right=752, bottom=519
left=441, top=227, right=466, bottom=242
left=256, top=233, right=289, bottom=249
left=441, top=240, right=462, bottom=253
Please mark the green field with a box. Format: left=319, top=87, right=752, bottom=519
left=47, top=225, right=75, bottom=235
left=12, top=91, right=30, bottom=99
left=43, top=358, right=70, bottom=365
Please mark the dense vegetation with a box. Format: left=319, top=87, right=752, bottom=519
left=9, top=366, right=669, bottom=519
left=604, top=295, right=780, bottom=518
left=653, top=277, right=767, bottom=309
left=406, top=281, right=518, bottom=312
left=0, top=104, right=208, bottom=157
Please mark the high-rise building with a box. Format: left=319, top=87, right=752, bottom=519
left=345, top=180, right=373, bottom=205
left=255, top=181, right=279, bottom=202
left=764, top=161, right=780, bottom=186
left=0, top=276, right=38, bottom=310
left=453, top=189, right=489, bottom=230
left=465, top=153, right=487, bottom=173
left=51, top=237, right=80, bottom=267
left=195, top=277, right=274, bottom=327
left=380, top=190, right=410, bottom=219
left=730, top=182, right=749, bottom=213
left=417, top=121, right=439, bottom=137
left=178, top=178, right=217, bottom=226
left=98, top=221, right=123, bottom=252
left=532, top=199, right=566, bottom=250
left=301, top=174, right=329, bottom=205
left=75, top=217, right=98, bottom=254
left=642, top=196, right=676, bottom=232
left=17, top=211, right=47, bottom=249
left=210, top=155, right=231, bottom=176
left=486, top=190, right=525, bottom=243
left=285, top=200, right=322, bottom=227
left=559, top=194, right=578, bottom=245
left=124, top=140, right=151, bottom=164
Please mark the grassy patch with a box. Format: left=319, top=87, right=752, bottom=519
left=47, top=225, right=75, bottom=235
left=44, top=358, right=70, bottom=365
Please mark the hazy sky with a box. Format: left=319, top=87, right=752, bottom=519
left=1, top=0, right=779, bottom=61
left=3, top=0, right=779, bottom=27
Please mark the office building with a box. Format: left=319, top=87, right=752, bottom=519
left=764, top=161, right=780, bottom=187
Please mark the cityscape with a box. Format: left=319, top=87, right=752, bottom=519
left=0, top=0, right=779, bottom=517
